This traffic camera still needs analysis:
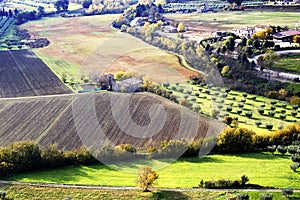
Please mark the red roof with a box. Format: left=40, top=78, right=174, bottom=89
left=273, top=30, right=300, bottom=39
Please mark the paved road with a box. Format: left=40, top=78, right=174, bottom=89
left=0, top=180, right=299, bottom=193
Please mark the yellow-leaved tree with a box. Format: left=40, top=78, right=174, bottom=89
left=137, top=165, right=158, bottom=192
left=177, top=23, right=185, bottom=33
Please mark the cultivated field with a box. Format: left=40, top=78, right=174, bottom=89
left=0, top=49, right=72, bottom=98
left=0, top=92, right=220, bottom=150
left=20, top=15, right=199, bottom=83
left=166, top=11, right=300, bottom=39
left=163, top=82, right=299, bottom=134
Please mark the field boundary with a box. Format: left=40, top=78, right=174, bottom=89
left=0, top=180, right=299, bottom=192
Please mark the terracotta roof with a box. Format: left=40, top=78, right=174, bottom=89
left=273, top=30, right=300, bottom=38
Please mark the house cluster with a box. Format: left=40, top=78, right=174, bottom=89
left=228, top=26, right=300, bottom=43
left=98, top=74, right=143, bottom=93
left=232, top=25, right=268, bottom=38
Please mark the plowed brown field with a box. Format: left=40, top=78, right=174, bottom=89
left=0, top=49, right=72, bottom=98
left=0, top=92, right=223, bottom=150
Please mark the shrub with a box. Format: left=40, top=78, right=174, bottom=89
left=282, top=187, right=293, bottom=197
left=250, top=96, right=256, bottom=100
left=288, top=146, right=299, bottom=154
left=277, top=145, right=287, bottom=155
left=255, top=121, right=262, bottom=127
left=224, top=116, right=233, bottom=125
left=266, top=145, right=277, bottom=154
left=217, top=104, right=223, bottom=109
left=42, top=144, right=66, bottom=168
left=270, top=100, right=277, bottom=105
left=292, top=154, right=300, bottom=163
left=226, top=106, right=232, bottom=112
left=280, top=109, right=286, bottom=113
left=291, top=111, right=297, bottom=117
left=237, top=193, right=249, bottom=200
left=191, top=97, right=196, bottom=102
left=232, top=96, right=236, bottom=101
left=221, top=93, right=227, bottom=98
left=259, top=193, right=273, bottom=200
left=225, top=88, right=231, bottom=93
left=265, top=123, right=273, bottom=130
left=217, top=128, right=255, bottom=153
left=270, top=106, right=276, bottom=111
left=211, top=97, right=217, bottom=101
left=241, top=98, right=246, bottom=103
left=115, top=144, right=136, bottom=153
left=137, top=165, right=158, bottom=192
left=187, top=90, right=192, bottom=95
left=0, top=191, right=5, bottom=200
left=245, top=111, right=253, bottom=118
left=236, top=109, right=242, bottom=114
left=292, top=105, right=299, bottom=110
left=242, top=92, right=248, bottom=97
left=162, top=82, right=170, bottom=88
left=238, top=103, right=244, bottom=108
left=195, top=93, right=200, bottom=97
left=279, top=114, right=286, bottom=120
left=151, top=140, right=189, bottom=158
left=260, top=104, right=266, bottom=108
left=199, top=175, right=249, bottom=189
left=268, top=111, right=275, bottom=117
left=0, top=141, right=42, bottom=172
left=257, top=108, right=264, bottom=115
left=281, top=103, right=287, bottom=108
left=290, top=163, right=300, bottom=172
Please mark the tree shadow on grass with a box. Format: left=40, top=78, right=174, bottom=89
left=151, top=190, right=190, bottom=200
left=228, top=152, right=289, bottom=160
left=176, top=156, right=224, bottom=163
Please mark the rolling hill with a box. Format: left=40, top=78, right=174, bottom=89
left=0, top=92, right=224, bottom=150
left=0, top=49, right=72, bottom=98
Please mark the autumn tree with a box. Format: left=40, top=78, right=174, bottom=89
left=177, top=22, right=185, bottom=32
left=137, top=165, right=158, bottom=192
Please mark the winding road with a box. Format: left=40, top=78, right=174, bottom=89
left=248, top=49, right=300, bottom=82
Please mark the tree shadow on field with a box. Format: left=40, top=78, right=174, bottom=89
left=177, top=156, right=224, bottom=164
left=228, top=152, right=289, bottom=160
left=151, top=190, right=190, bottom=200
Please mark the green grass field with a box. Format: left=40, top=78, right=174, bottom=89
left=5, top=152, right=300, bottom=189
left=0, top=185, right=299, bottom=200
left=273, top=54, right=300, bottom=74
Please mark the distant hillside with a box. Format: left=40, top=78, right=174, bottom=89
left=0, top=49, right=72, bottom=98
left=0, top=92, right=224, bottom=150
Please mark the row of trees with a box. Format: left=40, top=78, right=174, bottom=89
left=1, top=124, right=298, bottom=176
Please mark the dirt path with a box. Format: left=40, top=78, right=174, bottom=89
left=0, top=180, right=299, bottom=193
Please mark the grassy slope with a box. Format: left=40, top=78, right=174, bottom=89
left=1, top=185, right=299, bottom=200
left=274, top=54, right=300, bottom=74
left=5, top=152, right=300, bottom=189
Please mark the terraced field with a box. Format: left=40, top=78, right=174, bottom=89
left=0, top=49, right=72, bottom=98
left=0, top=92, right=221, bottom=150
